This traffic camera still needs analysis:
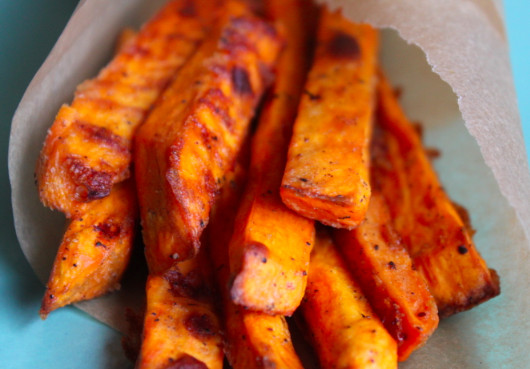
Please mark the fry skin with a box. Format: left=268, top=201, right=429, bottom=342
left=302, top=228, right=397, bottom=369
left=372, top=73, right=500, bottom=317
left=135, top=254, right=223, bottom=369
left=207, top=166, right=304, bottom=369
left=40, top=179, right=137, bottom=318
left=280, top=8, right=378, bottom=229
left=135, top=1, right=282, bottom=272
left=36, top=0, right=222, bottom=217
left=333, top=194, right=439, bottom=361
left=228, top=0, right=316, bottom=316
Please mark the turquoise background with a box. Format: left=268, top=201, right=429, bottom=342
left=0, top=1, right=528, bottom=367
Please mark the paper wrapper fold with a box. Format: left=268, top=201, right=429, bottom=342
left=8, top=0, right=530, bottom=367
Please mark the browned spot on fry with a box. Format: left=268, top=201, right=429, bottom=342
left=165, top=354, right=208, bottom=369
left=179, top=0, right=197, bottom=17
left=75, top=121, right=129, bottom=154
left=184, top=313, right=216, bottom=339
left=94, top=221, right=121, bottom=239
left=231, top=66, right=253, bottom=95
left=327, top=32, right=360, bottom=59
left=304, top=89, right=321, bottom=101
left=246, top=242, right=270, bottom=262
left=66, top=157, right=113, bottom=201
left=163, top=269, right=208, bottom=301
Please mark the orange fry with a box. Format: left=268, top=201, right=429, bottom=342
left=280, top=8, right=378, bottom=229
left=207, top=166, right=304, bottom=369
left=334, top=194, right=439, bottom=361
left=40, top=179, right=137, bottom=318
left=372, top=73, right=500, bottom=317
left=135, top=254, right=223, bottom=369
left=302, top=228, right=397, bottom=369
left=36, top=0, right=221, bottom=217
left=135, top=1, right=282, bottom=272
left=228, top=0, right=316, bottom=316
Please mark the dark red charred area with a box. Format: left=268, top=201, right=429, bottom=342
left=94, top=221, right=122, bottom=239
left=231, top=66, right=253, bottom=95
left=327, top=31, right=360, bottom=59
left=179, top=0, right=197, bottom=17
left=184, top=312, right=217, bottom=339
left=163, top=268, right=209, bottom=301
left=164, top=354, right=208, bottom=369
left=75, top=121, right=130, bottom=154
left=66, top=157, right=113, bottom=201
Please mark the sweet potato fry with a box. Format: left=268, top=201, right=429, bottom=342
left=280, top=8, right=378, bottom=229
left=40, top=179, right=137, bottom=318
left=135, top=253, right=223, bottom=369
left=333, top=193, right=439, bottom=361
left=228, top=0, right=316, bottom=316
left=372, top=73, right=500, bottom=317
left=36, top=0, right=221, bottom=217
left=302, top=228, right=397, bottom=369
left=207, top=166, right=304, bottom=369
left=134, top=1, right=282, bottom=272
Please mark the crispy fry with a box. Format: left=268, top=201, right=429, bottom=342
left=36, top=0, right=222, bottom=217
left=135, top=1, right=282, bottom=272
left=280, top=8, right=378, bottom=229
left=333, top=194, right=439, bottom=361
left=302, top=228, right=397, bottom=369
left=39, top=179, right=137, bottom=318
left=228, top=0, right=316, bottom=316
left=372, top=73, right=500, bottom=317
left=135, top=253, right=223, bottom=369
left=207, top=166, right=304, bottom=369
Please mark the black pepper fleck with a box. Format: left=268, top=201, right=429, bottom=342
left=458, top=245, right=468, bottom=254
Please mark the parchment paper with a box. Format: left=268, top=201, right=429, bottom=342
left=8, top=0, right=530, bottom=367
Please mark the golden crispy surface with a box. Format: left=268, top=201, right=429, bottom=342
left=134, top=1, right=282, bottom=272
left=228, top=0, right=316, bottom=316
left=40, top=179, right=137, bottom=318
left=334, top=194, right=439, bottom=361
left=37, top=0, right=221, bottom=217
left=373, top=73, right=500, bottom=318
left=302, top=229, right=397, bottom=369
left=280, top=8, right=378, bottom=229
left=207, top=165, right=304, bottom=369
left=135, top=256, right=223, bottom=369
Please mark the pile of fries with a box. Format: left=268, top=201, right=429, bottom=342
left=35, top=0, right=501, bottom=368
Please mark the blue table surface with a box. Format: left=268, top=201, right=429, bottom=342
left=0, top=1, right=528, bottom=368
